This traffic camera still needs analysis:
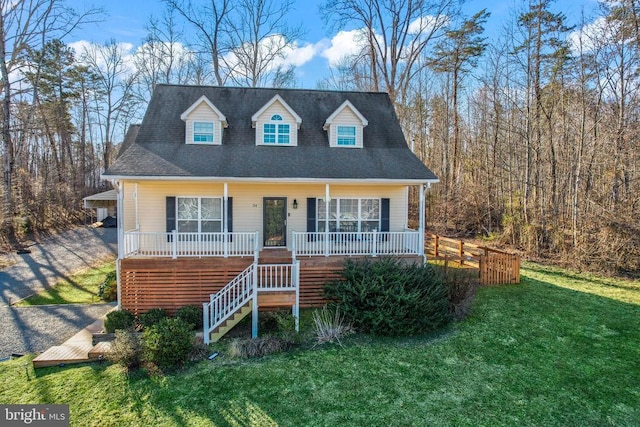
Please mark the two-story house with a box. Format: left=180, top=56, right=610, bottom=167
left=103, top=85, right=438, bottom=342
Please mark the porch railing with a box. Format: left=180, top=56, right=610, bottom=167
left=124, top=230, right=259, bottom=259
left=291, top=229, right=422, bottom=258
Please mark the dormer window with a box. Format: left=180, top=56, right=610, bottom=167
left=264, top=115, right=291, bottom=144
left=180, top=95, right=227, bottom=145
left=337, top=126, right=356, bottom=146
left=324, top=100, right=368, bottom=148
left=252, top=94, right=302, bottom=146
left=193, top=122, right=214, bottom=143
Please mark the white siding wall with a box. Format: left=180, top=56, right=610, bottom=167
left=122, top=182, right=137, bottom=231
left=126, top=181, right=409, bottom=249
left=185, top=102, right=223, bottom=145
left=255, top=101, right=298, bottom=146
left=329, top=107, right=364, bottom=147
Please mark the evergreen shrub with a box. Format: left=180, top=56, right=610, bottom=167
left=324, top=257, right=451, bottom=336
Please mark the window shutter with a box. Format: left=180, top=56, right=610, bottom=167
left=166, top=197, right=176, bottom=232
left=307, top=198, right=316, bottom=241
left=226, top=197, right=233, bottom=242
left=381, top=198, right=390, bottom=232
left=166, top=196, right=176, bottom=242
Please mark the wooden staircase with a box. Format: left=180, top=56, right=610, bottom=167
left=209, top=300, right=253, bottom=342
left=203, top=256, right=300, bottom=344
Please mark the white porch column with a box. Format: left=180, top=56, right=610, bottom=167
left=419, top=183, right=428, bottom=258
left=325, top=183, right=330, bottom=257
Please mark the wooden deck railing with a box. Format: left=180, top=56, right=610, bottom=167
left=124, top=230, right=259, bottom=259
left=292, top=229, right=422, bottom=259
left=425, top=233, right=520, bottom=285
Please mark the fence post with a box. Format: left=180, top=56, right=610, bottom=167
left=459, top=240, right=464, bottom=266
left=434, top=234, right=439, bottom=258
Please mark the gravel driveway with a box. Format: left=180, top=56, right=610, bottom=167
left=0, top=226, right=117, bottom=359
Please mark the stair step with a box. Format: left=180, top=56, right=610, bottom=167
left=210, top=301, right=253, bottom=342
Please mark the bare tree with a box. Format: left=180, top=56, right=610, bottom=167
left=162, top=0, right=232, bottom=86
left=321, top=0, right=457, bottom=104
left=225, top=0, right=303, bottom=87
left=81, top=40, right=138, bottom=171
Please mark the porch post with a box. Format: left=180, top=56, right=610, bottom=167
left=325, top=183, right=330, bottom=257
left=223, top=182, right=229, bottom=258
left=419, top=183, right=428, bottom=258
left=251, top=262, right=258, bottom=338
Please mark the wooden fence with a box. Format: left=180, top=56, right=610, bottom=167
left=425, top=233, right=520, bottom=285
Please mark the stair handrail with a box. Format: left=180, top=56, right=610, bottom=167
left=203, top=262, right=256, bottom=344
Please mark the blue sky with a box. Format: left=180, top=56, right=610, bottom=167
left=67, top=0, right=600, bottom=88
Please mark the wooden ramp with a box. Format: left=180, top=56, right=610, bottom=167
left=32, top=318, right=112, bottom=368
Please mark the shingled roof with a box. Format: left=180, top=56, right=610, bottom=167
left=104, top=85, right=437, bottom=182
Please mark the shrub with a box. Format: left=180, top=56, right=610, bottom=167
left=175, top=305, right=203, bottom=330
left=228, top=336, right=295, bottom=358
left=104, top=309, right=135, bottom=333
left=324, top=257, right=451, bottom=336
left=107, top=328, right=142, bottom=370
left=442, top=267, right=479, bottom=320
left=142, top=318, right=194, bottom=369
left=138, top=308, right=167, bottom=329
left=98, top=271, right=117, bottom=302
left=312, top=306, right=353, bottom=347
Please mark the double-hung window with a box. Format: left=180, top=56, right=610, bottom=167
left=193, top=122, right=214, bottom=143
left=263, top=114, right=290, bottom=144
left=336, top=126, right=356, bottom=146
left=177, top=197, right=222, bottom=233
left=316, top=198, right=380, bottom=232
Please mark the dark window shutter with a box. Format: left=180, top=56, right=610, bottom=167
left=307, top=198, right=316, bottom=241
left=381, top=198, right=390, bottom=232
left=226, top=197, right=233, bottom=242
left=166, top=197, right=176, bottom=232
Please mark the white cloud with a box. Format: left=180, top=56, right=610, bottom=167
left=408, top=15, right=448, bottom=35
left=568, top=17, right=611, bottom=53
left=320, top=29, right=370, bottom=66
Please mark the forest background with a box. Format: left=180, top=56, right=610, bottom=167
left=1, top=0, right=638, bottom=276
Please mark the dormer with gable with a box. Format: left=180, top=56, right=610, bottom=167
left=251, top=94, right=302, bottom=146
left=181, top=95, right=228, bottom=145
left=323, top=100, right=368, bottom=148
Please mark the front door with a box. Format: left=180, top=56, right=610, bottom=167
left=263, top=197, right=287, bottom=247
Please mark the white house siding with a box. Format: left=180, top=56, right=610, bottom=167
left=122, top=180, right=409, bottom=249
left=184, top=102, right=223, bottom=145
left=329, top=107, right=364, bottom=147
left=254, top=100, right=299, bottom=146
left=122, top=182, right=136, bottom=231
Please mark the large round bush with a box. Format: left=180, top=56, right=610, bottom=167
left=324, top=257, right=451, bottom=336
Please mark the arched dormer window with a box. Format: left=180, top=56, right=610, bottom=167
left=263, top=114, right=290, bottom=144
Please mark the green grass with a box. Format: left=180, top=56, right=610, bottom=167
left=2, top=262, right=639, bottom=426
left=14, top=261, right=115, bottom=306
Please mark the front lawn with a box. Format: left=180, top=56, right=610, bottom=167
left=1, top=262, right=639, bottom=426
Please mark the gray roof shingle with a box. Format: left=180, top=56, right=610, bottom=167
left=104, top=85, right=437, bottom=181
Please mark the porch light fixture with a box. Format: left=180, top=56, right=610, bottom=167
left=293, top=199, right=298, bottom=209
